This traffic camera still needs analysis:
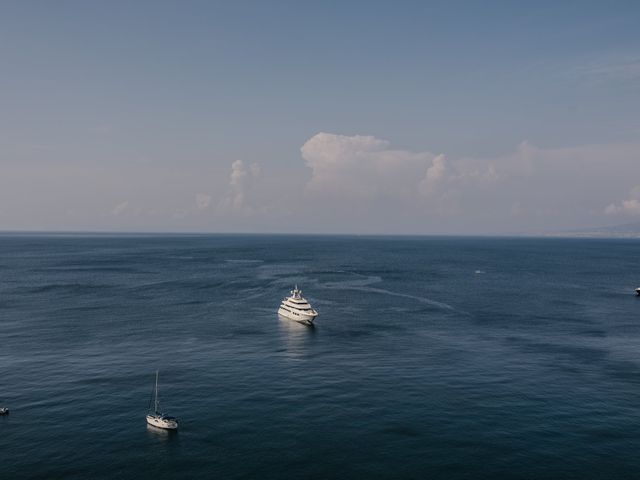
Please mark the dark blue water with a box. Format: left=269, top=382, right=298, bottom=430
left=2, top=234, right=640, bottom=479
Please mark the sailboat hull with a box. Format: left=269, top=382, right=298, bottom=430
left=146, top=414, right=178, bottom=430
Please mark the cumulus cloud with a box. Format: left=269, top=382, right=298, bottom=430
left=5, top=132, right=637, bottom=235
left=296, top=132, right=640, bottom=232
left=606, top=186, right=640, bottom=216
left=419, top=154, right=448, bottom=195
left=218, top=159, right=262, bottom=214
left=301, top=132, right=444, bottom=200
left=300, top=132, right=506, bottom=205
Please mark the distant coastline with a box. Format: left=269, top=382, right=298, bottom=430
left=544, top=221, right=640, bottom=239
left=544, top=232, right=640, bottom=239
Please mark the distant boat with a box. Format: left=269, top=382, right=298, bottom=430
left=278, top=286, right=318, bottom=325
left=0, top=407, right=8, bottom=415
left=146, top=371, right=178, bottom=430
left=636, top=288, right=640, bottom=296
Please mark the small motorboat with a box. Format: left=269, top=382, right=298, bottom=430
left=636, top=288, right=640, bottom=296
left=146, top=370, right=178, bottom=430
left=0, top=407, right=9, bottom=415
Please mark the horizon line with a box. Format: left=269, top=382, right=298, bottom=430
left=0, top=229, right=637, bottom=240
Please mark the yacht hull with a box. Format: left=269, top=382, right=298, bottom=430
left=278, top=307, right=316, bottom=325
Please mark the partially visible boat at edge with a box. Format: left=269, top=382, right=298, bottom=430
left=0, top=407, right=8, bottom=415
left=278, top=286, right=318, bottom=325
left=636, top=288, right=640, bottom=296
left=146, top=370, right=178, bottom=430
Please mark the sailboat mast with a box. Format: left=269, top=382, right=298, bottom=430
left=155, top=370, right=159, bottom=413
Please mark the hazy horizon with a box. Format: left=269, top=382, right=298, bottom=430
left=1, top=1, right=639, bottom=235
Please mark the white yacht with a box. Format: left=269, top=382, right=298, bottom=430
left=146, top=371, right=178, bottom=430
left=278, top=286, right=318, bottom=325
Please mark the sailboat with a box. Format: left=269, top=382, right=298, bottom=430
left=146, top=370, right=178, bottom=430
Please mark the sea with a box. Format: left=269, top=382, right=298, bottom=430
left=1, top=234, right=640, bottom=479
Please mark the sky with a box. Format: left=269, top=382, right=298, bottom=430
left=0, top=0, right=639, bottom=234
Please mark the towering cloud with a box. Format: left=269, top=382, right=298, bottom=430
left=301, top=132, right=443, bottom=200
left=419, top=154, right=448, bottom=196
left=2, top=132, right=638, bottom=234
left=296, top=132, right=640, bottom=232
left=218, top=160, right=262, bottom=214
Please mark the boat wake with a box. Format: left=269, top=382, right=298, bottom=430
left=317, top=273, right=464, bottom=314
left=321, top=275, right=383, bottom=289
left=360, top=286, right=460, bottom=312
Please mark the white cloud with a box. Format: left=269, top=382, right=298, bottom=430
left=218, top=159, right=262, bottom=214
left=606, top=199, right=640, bottom=215
left=419, top=154, right=447, bottom=195
left=297, top=132, right=640, bottom=232
left=301, top=132, right=441, bottom=200
left=606, top=186, right=640, bottom=216
left=300, top=132, right=506, bottom=204
left=2, top=132, right=639, bottom=235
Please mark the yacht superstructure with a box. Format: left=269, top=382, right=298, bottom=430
left=278, top=286, right=318, bottom=325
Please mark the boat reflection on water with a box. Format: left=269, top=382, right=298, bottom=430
left=146, top=423, right=179, bottom=441
left=277, top=314, right=316, bottom=359
left=146, top=423, right=175, bottom=435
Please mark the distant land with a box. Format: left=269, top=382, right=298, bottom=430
left=546, top=221, right=640, bottom=238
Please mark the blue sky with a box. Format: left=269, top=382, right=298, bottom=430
left=1, top=1, right=639, bottom=233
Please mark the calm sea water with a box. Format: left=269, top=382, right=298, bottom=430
left=1, top=234, right=640, bottom=479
